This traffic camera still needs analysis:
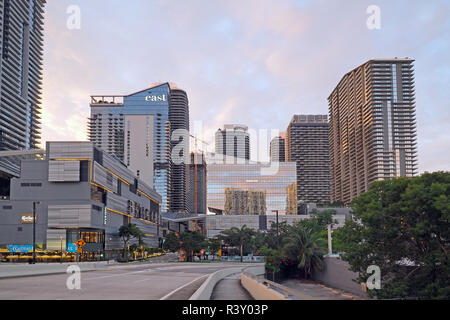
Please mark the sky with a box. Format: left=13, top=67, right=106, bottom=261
left=41, top=0, right=450, bottom=173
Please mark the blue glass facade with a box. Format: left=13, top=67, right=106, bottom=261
left=89, top=84, right=173, bottom=212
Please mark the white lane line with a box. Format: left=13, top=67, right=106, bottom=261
left=159, top=274, right=209, bottom=300
left=83, top=269, right=150, bottom=281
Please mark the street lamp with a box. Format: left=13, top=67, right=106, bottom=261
left=272, top=210, right=279, bottom=249
left=32, top=201, right=40, bottom=264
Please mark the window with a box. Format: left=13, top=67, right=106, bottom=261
left=3, top=206, right=12, bottom=210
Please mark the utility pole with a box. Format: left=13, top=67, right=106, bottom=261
left=32, top=201, right=40, bottom=264
left=327, top=224, right=333, bottom=255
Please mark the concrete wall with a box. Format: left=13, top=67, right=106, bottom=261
left=241, top=274, right=287, bottom=300
left=312, top=256, right=368, bottom=298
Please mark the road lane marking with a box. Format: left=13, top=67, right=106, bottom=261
left=159, top=274, right=209, bottom=300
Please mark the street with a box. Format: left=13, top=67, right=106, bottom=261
left=0, top=262, right=250, bottom=300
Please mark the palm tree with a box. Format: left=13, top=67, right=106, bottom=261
left=282, top=225, right=326, bottom=279
left=220, top=225, right=255, bottom=262
left=119, top=224, right=143, bottom=260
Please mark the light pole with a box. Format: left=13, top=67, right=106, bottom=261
left=32, top=201, right=40, bottom=264
left=272, top=210, right=279, bottom=249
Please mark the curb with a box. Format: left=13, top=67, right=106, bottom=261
left=189, top=267, right=247, bottom=300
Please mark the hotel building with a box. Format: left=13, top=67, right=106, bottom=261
left=87, top=83, right=190, bottom=213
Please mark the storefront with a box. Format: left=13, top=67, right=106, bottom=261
left=66, top=229, right=106, bottom=261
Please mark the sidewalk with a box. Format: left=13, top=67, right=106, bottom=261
left=210, top=273, right=253, bottom=300
left=0, top=261, right=113, bottom=279
left=0, top=253, right=178, bottom=279
left=280, top=279, right=365, bottom=300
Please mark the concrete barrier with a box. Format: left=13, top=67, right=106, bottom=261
left=189, top=267, right=247, bottom=300
left=241, top=273, right=288, bottom=300
left=311, top=256, right=368, bottom=298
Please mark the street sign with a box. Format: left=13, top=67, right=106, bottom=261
left=76, top=247, right=83, bottom=253
left=75, top=239, right=86, bottom=247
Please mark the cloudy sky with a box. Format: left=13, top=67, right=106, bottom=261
left=42, top=0, right=450, bottom=173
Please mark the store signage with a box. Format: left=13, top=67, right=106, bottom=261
left=67, top=243, right=77, bottom=253
left=145, top=94, right=167, bottom=102
left=21, top=214, right=36, bottom=224
left=8, top=245, right=33, bottom=253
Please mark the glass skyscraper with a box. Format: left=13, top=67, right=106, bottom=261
left=88, top=83, right=189, bottom=213
left=206, top=154, right=297, bottom=215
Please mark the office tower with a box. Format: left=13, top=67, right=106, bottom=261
left=286, top=115, right=330, bottom=211
left=187, top=152, right=207, bottom=214
left=88, top=82, right=190, bottom=213
left=270, top=135, right=285, bottom=162
left=329, top=58, right=418, bottom=203
left=215, top=125, right=250, bottom=161
left=206, top=155, right=297, bottom=215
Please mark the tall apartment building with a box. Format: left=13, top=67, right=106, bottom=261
left=270, top=135, right=285, bottom=162
left=215, top=125, right=250, bottom=161
left=286, top=115, right=330, bottom=211
left=0, top=0, right=46, bottom=192
left=0, top=0, right=45, bottom=151
left=328, top=59, right=418, bottom=203
left=88, top=83, right=190, bottom=213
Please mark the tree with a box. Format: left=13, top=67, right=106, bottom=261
left=208, top=237, right=222, bottom=261
left=334, top=172, right=450, bottom=299
left=119, top=224, right=144, bottom=260
left=219, top=225, right=256, bottom=262
left=282, top=225, right=326, bottom=279
left=262, top=221, right=291, bottom=250
left=163, top=231, right=207, bottom=262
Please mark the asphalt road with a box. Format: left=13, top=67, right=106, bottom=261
left=0, top=262, right=250, bottom=300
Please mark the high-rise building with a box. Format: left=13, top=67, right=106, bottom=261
left=0, top=0, right=45, bottom=151
left=0, top=0, right=46, bottom=193
left=286, top=115, right=330, bottom=211
left=329, top=59, right=418, bottom=203
left=187, top=152, right=207, bottom=215
left=270, top=135, right=285, bottom=162
left=88, top=83, right=190, bottom=213
left=215, top=125, right=250, bottom=161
